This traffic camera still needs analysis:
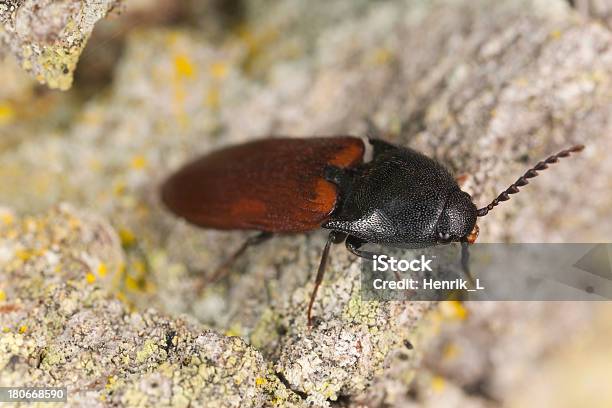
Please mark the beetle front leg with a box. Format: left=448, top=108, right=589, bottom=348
left=307, top=231, right=347, bottom=327
left=345, top=235, right=372, bottom=259
left=346, top=235, right=405, bottom=281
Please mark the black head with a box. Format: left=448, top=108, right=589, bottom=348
left=436, top=190, right=477, bottom=244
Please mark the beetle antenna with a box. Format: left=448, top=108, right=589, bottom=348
left=476, top=145, right=585, bottom=217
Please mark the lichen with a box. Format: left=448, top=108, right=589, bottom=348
left=0, top=0, right=121, bottom=90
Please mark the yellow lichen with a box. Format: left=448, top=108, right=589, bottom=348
left=210, top=62, right=228, bottom=79
left=118, top=228, right=136, bottom=247
left=225, top=324, right=242, bottom=337
left=113, top=180, right=127, bottom=196
left=1, top=212, right=14, bottom=225
left=86, top=272, right=96, bottom=284
left=174, top=55, right=195, bottom=79
left=205, top=87, right=221, bottom=109
left=136, top=339, right=159, bottom=363
left=0, top=103, right=15, bottom=125
left=18, top=325, right=28, bottom=334
left=431, top=375, right=446, bottom=392
left=124, top=275, right=140, bottom=292
left=549, top=29, right=562, bottom=40
left=132, top=260, right=146, bottom=276
left=442, top=342, right=460, bottom=360
left=15, top=249, right=33, bottom=261
left=0, top=290, right=6, bottom=302
left=439, top=300, right=468, bottom=320
left=371, top=48, right=394, bottom=65
left=130, top=155, right=148, bottom=170
left=97, top=262, right=108, bottom=277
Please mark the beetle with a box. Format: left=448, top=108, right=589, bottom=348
left=160, top=136, right=584, bottom=325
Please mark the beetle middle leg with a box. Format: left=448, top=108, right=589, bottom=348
left=196, top=232, right=273, bottom=293
left=346, top=235, right=403, bottom=281
left=307, top=230, right=347, bottom=327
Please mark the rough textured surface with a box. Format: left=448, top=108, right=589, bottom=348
left=570, top=0, right=612, bottom=29
left=0, top=0, right=121, bottom=90
left=0, top=0, right=611, bottom=406
left=0, top=206, right=302, bottom=407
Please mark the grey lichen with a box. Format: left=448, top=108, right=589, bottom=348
left=0, top=206, right=303, bottom=407
left=0, top=0, right=121, bottom=90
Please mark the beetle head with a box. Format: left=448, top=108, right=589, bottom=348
left=436, top=190, right=478, bottom=244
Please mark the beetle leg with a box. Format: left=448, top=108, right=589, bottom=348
left=346, top=235, right=403, bottom=281
left=345, top=235, right=371, bottom=259
left=307, top=231, right=346, bottom=327
left=460, top=240, right=476, bottom=288
left=200, top=232, right=273, bottom=289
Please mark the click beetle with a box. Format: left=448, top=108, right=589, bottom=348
left=160, top=136, right=584, bottom=325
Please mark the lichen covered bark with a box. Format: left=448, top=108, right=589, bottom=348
left=0, top=0, right=611, bottom=406
left=0, top=0, right=121, bottom=90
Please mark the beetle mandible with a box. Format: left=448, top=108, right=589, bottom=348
left=160, top=136, right=584, bottom=325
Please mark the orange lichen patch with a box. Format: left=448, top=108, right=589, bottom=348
left=328, top=140, right=364, bottom=168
